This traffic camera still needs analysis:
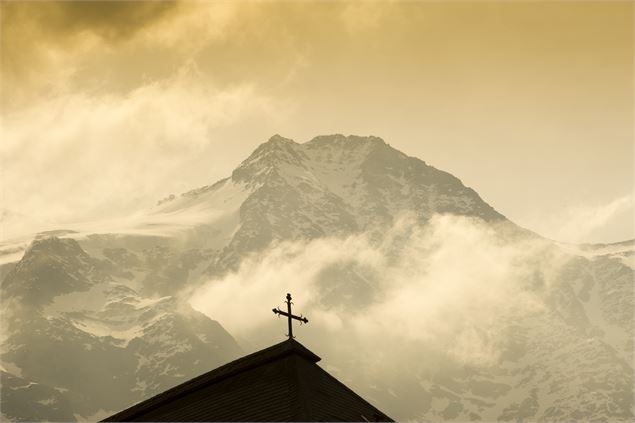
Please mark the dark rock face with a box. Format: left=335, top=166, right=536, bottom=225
left=2, top=238, right=98, bottom=306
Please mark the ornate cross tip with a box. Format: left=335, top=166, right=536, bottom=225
left=272, top=293, right=309, bottom=339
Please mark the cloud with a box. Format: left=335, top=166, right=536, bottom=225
left=189, top=214, right=559, bottom=370
left=0, top=2, right=398, bottom=110
left=2, top=1, right=179, bottom=42
left=0, top=65, right=290, bottom=237
left=0, top=1, right=187, bottom=107
left=2, top=0, right=630, bottom=249
left=520, top=194, right=634, bottom=244
left=188, top=214, right=586, bottom=421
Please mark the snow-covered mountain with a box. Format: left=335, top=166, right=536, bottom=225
left=1, top=237, right=241, bottom=421
left=1, top=134, right=633, bottom=421
left=150, top=134, right=508, bottom=274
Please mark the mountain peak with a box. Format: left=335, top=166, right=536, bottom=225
left=6, top=236, right=95, bottom=306
left=267, top=134, right=296, bottom=145
left=232, top=134, right=390, bottom=185
left=232, top=135, right=304, bottom=183
left=24, top=236, right=86, bottom=260
left=306, top=134, right=386, bottom=148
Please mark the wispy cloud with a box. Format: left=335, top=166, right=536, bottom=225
left=520, top=194, right=634, bottom=244
left=0, top=66, right=289, bottom=235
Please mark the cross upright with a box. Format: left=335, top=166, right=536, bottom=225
left=272, top=293, right=308, bottom=339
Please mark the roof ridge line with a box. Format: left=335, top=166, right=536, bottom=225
left=313, top=362, right=394, bottom=422
left=102, top=339, right=320, bottom=422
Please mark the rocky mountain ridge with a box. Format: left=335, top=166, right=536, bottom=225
left=1, top=134, right=632, bottom=421
left=151, top=134, right=509, bottom=275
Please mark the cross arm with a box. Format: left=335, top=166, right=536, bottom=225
left=272, top=307, right=309, bottom=323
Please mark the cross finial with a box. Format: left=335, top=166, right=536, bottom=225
left=272, top=293, right=308, bottom=339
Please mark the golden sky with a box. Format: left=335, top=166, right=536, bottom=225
left=1, top=1, right=633, bottom=243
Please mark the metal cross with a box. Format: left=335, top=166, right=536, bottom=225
left=272, top=293, right=308, bottom=338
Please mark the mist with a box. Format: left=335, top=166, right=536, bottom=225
left=189, top=214, right=567, bottom=411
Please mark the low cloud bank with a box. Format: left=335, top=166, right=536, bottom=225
left=190, top=214, right=564, bottom=370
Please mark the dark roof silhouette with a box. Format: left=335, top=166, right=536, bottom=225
left=102, top=338, right=393, bottom=422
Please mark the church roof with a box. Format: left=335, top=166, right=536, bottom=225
left=102, top=338, right=393, bottom=422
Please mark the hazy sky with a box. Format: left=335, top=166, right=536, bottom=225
left=1, top=1, right=632, bottom=243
